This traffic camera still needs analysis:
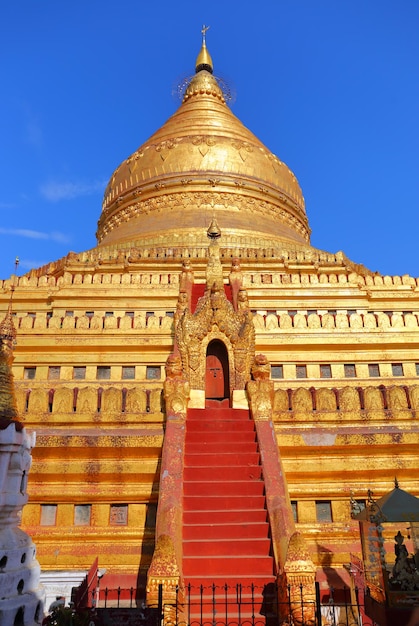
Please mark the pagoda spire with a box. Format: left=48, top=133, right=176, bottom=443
left=195, top=24, right=213, bottom=74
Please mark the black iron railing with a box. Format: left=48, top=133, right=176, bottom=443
left=58, top=582, right=382, bottom=625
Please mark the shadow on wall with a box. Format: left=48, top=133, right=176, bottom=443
left=316, top=544, right=351, bottom=599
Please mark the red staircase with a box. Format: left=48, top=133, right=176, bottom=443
left=183, top=407, right=276, bottom=620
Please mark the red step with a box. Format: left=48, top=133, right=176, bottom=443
left=186, top=431, right=256, bottom=444
left=185, top=577, right=274, bottom=590
left=183, top=407, right=275, bottom=595
left=187, top=408, right=250, bottom=420
left=184, top=495, right=266, bottom=511
left=185, top=452, right=260, bottom=466
left=186, top=420, right=254, bottom=433
left=185, top=442, right=258, bottom=455
left=183, top=509, right=268, bottom=525
left=183, top=481, right=264, bottom=497
left=183, top=522, right=269, bottom=541
left=184, top=465, right=263, bottom=481
left=183, top=538, right=271, bottom=557
left=183, top=556, right=274, bottom=577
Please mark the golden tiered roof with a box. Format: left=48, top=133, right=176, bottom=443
left=97, top=37, right=310, bottom=252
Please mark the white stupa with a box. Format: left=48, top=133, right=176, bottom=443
left=0, top=305, right=45, bottom=625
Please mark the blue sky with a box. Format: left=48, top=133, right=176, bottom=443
left=1, top=1, right=418, bottom=277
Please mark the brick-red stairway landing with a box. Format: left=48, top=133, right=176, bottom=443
left=183, top=407, right=275, bottom=613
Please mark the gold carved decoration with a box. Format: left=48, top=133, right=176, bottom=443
left=179, top=259, right=194, bottom=310
left=147, top=355, right=189, bottom=623
left=164, top=354, right=190, bottom=416
left=247, top=354, right=274, bottom=421
left=97, top=185, right=309, bottom=245
left=229, top=257, right=243, bottom=311
left=147, top=534, right=180, bottom=583
left=175, top=237, right=255, bottom=391
left=146, top=534, right=182, bottom=625
left=280, top=532, right=316, bottom=626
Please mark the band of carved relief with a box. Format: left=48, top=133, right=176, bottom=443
left=274, top=384, right=419, bottom=420
left=18, top=383, right=419, bottom=423
left=97, top=188, right=309, bottom=243
left=10, top=308, right=419, bottom=334
left=2, top=239, right=379, bottom=283
left=5, top=250, right=419, bottom=293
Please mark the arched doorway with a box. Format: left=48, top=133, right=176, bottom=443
left=205, top=340, right=230, bottom=404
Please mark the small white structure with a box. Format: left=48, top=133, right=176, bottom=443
left=40, top=571, right=86, bottom=615
left=0, top=306, right=45, bottom=625
left=0, top=424, right=45, bottom=625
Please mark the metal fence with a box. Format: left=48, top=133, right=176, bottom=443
left=65, top=582, right=381, bottom=626
left=178, top=583, right=379, bottom=626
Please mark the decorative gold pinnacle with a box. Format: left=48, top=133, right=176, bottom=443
left=207, top=218, right=221, bottom=239
left=0, top=257, right=18, bottom=344
left=0, top=301, right=17, bottom=344
left=195, top=24, right=213, bottom=74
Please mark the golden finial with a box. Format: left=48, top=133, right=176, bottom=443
left=195, top=24, right=213, bottom=74
left=207, top=217, right=221, bottom=239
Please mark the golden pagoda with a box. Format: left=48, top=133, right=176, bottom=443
left=2, top=31, right=419, bottom=622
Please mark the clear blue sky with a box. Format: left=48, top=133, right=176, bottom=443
left=1, top=1, right=418, bottom=277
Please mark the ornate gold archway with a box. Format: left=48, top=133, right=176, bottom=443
left=174, top=235, right=255, bottom=403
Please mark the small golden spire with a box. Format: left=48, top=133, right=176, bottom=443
left=206, top=219, right=223, bottom=291
left=0, top=257, right=18, bottom=344
left=207, top=217, right=221, bottom=239
left=0, top=301, right=17, bottom=344
left=195, top=24, right=213, bottom=74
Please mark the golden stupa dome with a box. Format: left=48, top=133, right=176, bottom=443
left=97, top=37, right=310, bottom=251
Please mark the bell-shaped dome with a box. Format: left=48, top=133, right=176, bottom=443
left=97, top=41, right=310, bottom=251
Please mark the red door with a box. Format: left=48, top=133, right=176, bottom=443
left=206, top=354, right=225, bottom=399
left=205, top=340, right=229, bottom=400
